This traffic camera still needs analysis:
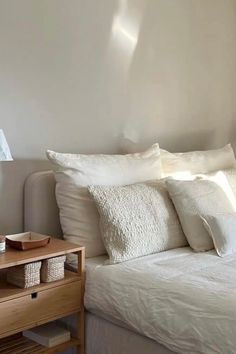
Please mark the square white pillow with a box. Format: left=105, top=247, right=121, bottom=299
left=89, top=180, right=187, bottom=264
left=201, top=213, right=236, bottom=257
left=166, top=179, right=235, bottom=251
left=47, top=144, right=162, bottom=257
left=161, top=144, right=236, bottom=178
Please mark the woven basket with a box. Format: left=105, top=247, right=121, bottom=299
left=7, top=261, right=42, bottom=289
left=41, top=255, right=66, bottom=283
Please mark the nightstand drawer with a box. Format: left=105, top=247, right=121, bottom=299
left=0, top=280, right=81, bottom=337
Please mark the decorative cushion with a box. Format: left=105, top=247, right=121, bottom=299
left=46, top=144, right=162, bottom=257
left=161, top=144, right=236, bottom=178
left=166, top=179, right=235, bottom=252
left=201, top=213, right=236, bottom=257
left=88, top=181, right=187, bottom=264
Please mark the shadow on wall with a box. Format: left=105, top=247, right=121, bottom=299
left=157, top=128, right=220, bottom=152
left=229, top=118, right=236, bottom=152
left=0, top=159, right=51, bottom=234
left=118, top=128, right=218, bottom=153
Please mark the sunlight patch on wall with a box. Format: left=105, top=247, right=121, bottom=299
left=109, top=0, right=144, bottom=73
left=207, top=171, right=236, bottom=211
left=111, top=0, right=138, bottom=57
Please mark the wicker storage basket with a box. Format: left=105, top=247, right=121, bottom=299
left=7, top=261, right=42, bottom=289
left=41, top=255, right=66, bottom=283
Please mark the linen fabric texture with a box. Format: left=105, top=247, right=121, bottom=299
left=166, top=178, right=235, bottom=251
left=201, top=213, right=236, bottom=257
left=161, top=144, right=236, bottom=178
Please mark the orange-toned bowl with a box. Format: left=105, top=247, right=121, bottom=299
left=6, top=232, right=50, bottom=251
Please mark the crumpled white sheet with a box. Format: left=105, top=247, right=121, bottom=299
left=85, top=247, right=236, bottom=354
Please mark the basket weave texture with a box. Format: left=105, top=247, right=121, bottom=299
left=7, top=262, right=42, bottom=288
left=41, top=255, right=66, bottom=283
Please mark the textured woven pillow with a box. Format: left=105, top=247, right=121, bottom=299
left=166, top=179, right=235, bottom=252
left=88, top=181, right=187, bottom=264
left=201, top=213, right=236, bottom=257
left=161, top=144, right=236, bottom=178
left=47, top=144, right=162, bottom=258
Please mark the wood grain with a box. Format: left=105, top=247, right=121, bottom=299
left=0, top=281, right=81, bottom=338
left=0, top=270, right=79, bottom=302
left=0, top=238, right=84, bottom=269
left=0, top=238, right=85, bottom=353
left=0, top=334, right=80, bottom=353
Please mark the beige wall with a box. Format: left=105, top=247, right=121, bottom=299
left=0, top=0, right=236, bottom=232
left=1, top=0, right=236, bottom=157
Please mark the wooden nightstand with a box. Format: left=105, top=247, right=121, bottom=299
left=0, top=238, right=85, bottom=354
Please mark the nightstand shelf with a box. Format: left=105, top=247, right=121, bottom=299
left=0, top=269, right=79, bottom=302
left=0, top=238, right=85, bottom=354
left=0, top=334, right=80, bottom=354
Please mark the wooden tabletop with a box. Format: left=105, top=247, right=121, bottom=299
left=0, top=238, right=84, bottom=269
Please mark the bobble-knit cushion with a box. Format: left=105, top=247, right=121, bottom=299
left=88, top=181, right=187, bottom=264
left=47, top=144, right=162, bottom=258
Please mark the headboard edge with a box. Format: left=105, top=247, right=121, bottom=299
left=24, top=170, right=62, bottom=238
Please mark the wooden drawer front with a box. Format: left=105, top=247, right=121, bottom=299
left=0, top=280, right=81, bottom=337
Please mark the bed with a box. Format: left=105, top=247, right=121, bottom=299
left=24, top=170, right=236, bottom=354
left=24, top=170, right=177, bottom=354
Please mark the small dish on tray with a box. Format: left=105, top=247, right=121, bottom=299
left=6, top=232, right=50, bottom=250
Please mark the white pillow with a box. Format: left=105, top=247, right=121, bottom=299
left=46, top=144, right=162, bottom=257
left=88, top=181, right=187, bottom=264
left=161, top=144, right=236, bottom=178
left=205, top=168, right=236, bottom=206
left=201, top=213, right=236, bottom=257
left=166, top=179, right=235, bottom=252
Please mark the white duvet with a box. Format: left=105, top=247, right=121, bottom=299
left=85, top=247, right=236, bottom=354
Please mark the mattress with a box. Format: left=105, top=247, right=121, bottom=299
left=85, top=247, right=236, bottom=354
left=86, top=312, right=175, bottom=354
left=59, top=311, right=176, bottom=354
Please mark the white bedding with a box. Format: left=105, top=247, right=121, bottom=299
left=85, top=247, right=236, bottom=354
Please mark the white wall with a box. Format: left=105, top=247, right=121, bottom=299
left=0, top=0, right=236, bottom=232
left=1, top=0, right=236, bottom=156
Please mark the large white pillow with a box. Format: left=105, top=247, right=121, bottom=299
left=205, top=168, right=236, bottom=204
left=161, top=144, right=236, bottom=178
left=201, top=213, right=236, bottom=257
left=166, top=179, right=235, bottom=252
left=88, top=181, right=187, bottom=264
left=47, top=144, right=162, bottom=257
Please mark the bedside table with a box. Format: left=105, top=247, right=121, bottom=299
left=0, top=238, right=85, bottom=354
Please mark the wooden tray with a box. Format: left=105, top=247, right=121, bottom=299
left=6, top=232, right=50, bottom=251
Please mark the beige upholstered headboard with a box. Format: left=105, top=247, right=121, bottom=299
left=24, top=171, right=62, bottom=238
